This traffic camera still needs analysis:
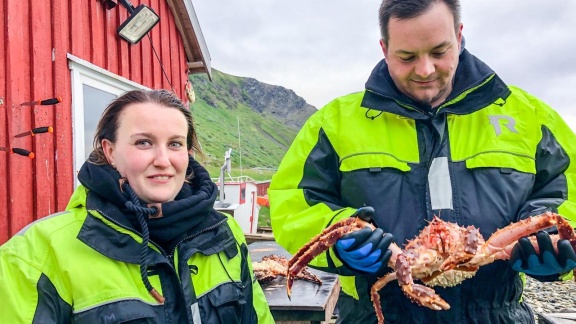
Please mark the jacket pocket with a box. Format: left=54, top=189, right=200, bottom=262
left=204, top=282, right=247, bottom=323
left=457, top=150, right=536, bottom=227
left=463, top=151, right=535, bottom=174
left=340, top=152, right=412, bottom=172
left=73, top=299, right=160, bottom=324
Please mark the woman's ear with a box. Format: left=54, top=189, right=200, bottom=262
left=101, top=139, right=115, bottom=166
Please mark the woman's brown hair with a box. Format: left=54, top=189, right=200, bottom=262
left=90, top=89, right=204, bottom=165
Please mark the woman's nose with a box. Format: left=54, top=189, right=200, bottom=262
left=153, top=148, right=171, bottom=167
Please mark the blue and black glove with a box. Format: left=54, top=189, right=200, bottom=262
left=334, top=207, right=393, bottom=276
left=509, top=231, right=576, bottom=282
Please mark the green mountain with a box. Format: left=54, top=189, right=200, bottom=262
left=189, top=69, right=317, bottom=171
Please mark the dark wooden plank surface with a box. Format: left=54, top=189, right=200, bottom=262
left=249, top=241, right=340, bottom=322
left=539, top=313, right=576, bottom=324
left=245, top=233, right=275, bottom=244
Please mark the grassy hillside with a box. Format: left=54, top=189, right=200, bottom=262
left=189, top=69, right=306, bottom=172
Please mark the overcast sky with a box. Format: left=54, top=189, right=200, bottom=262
left=193, top=1, right=576, bottom=131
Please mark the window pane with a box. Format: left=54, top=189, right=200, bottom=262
left=83, top=85, right=117, bottom=160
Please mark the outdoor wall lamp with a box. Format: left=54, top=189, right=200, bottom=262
left=117, top=0, right=160, bottom=44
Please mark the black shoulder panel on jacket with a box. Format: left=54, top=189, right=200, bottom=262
left=33, top=274, right=72, bottom=323
left=300, top=128, right=344, bottom=212
left=528, top=125, right=570, bottom=206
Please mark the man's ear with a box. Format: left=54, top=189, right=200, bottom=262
left=379, top=39, right=388, bottom=62
left=457, top=23, right=464, bottom=51
left=101, top=139, right=115, bottom=165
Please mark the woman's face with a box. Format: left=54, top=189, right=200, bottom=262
left=103, top=102, right=190, bottom=203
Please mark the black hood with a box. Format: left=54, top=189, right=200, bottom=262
left=361, top=49, right=511, bottom=117
left=78, top=155, right=222, bottom=252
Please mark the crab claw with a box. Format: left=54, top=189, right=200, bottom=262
left=400, top=284, right=451, bottom=311
left=286, top=216, right=374, bottom=298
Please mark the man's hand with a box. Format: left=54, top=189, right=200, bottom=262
left=334, top=207, right=393, bottom=275
left=509, top=231, right=576, bottom=281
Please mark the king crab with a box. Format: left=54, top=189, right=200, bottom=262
left=253, top=254, right=321, bottom=285
left=286, top=212, right=576, bottom=324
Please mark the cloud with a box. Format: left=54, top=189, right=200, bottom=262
left=193, top=1, right=576, bottom=131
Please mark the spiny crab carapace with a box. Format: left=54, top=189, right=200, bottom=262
left=286, top=212, right=576, bottom=324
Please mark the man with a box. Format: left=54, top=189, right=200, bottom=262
left=269, top=0, right=576, bottom=323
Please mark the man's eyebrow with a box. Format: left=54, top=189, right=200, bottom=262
left=395, top=42, right=451, bottom=55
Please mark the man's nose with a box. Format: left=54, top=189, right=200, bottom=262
left=414, top=57, right=435, bottom=78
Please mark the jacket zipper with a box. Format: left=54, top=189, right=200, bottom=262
left=365, top=89, right=434, bottom=118
left=92, top=208, right=167, bottom=255
left=167, top=218, right=228, bottom=260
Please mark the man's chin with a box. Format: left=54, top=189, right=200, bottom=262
left=412, top=91, right=447, bottom=107
left=409, top=94, right=435, bottom=106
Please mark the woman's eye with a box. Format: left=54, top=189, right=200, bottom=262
left=169, top=141, right=184, bottom=148
left=135, top=140, right=152, bottom=147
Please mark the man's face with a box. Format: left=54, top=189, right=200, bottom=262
left=380, top=2, right=463, bottom=108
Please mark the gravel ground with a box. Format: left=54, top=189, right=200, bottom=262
left=523, top=276, right=576, bottom=321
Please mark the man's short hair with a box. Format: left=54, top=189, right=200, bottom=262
left=378, top=0, right=461, bottom=46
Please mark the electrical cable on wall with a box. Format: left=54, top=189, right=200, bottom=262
left=147, top=34, right=175, bottom=94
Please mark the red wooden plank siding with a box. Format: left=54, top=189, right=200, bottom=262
left=31, top=0, right=56, bottom=219
left=0, top=0, right=8, bottom=242
left=142, top=39, right=153, bottom=88
left=177, top=36, right=186, bottom=99
left=70, top=0, right=90, bottom=61
left=117, top=6, right=130, bottom=78
left=90, top=0, right=106, bottom=69
left=141, top=0, right=153, bottom=88
left=168, top=7, right=181, bottom=96
left=6, top=0, right=34, bottom=234
left=105, top=8, right=119, bottom=73
left=129, top=0, right=142, bottom=85
left=130, top=41, right=143, bottom=85
left=159, top=1, right=172, bottom=90
left=52, top=0, right=73, bottom=213
left=173, top=26, right=183, bottom=98
left=150, top=0, right=163, bottom=89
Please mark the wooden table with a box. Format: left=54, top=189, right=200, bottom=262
left=538, top=312, right=576, bottom=324
left=249, top=241, right=340, bottom=324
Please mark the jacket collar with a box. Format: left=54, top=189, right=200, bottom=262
left=68, top=182, right=230, bottom=264
left=76, top=156, right=221, bottom=253
left=77, top=206, right=229, bottom=264
left=361, top=49, right=511, bottom=118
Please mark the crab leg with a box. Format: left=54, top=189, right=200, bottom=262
left=496, top=234, right=566, bottom=259
left=371, top=272, right=397, bottom=324
left=396, top=254, right=451, bottom=309
left=493, top=215, right=576, bottom=279
left=470, top=212, right=576, bottom=267
left=286, top=217, right=373, bottom=298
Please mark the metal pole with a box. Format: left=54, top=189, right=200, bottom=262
left=238, top=116, right=243, bottom=177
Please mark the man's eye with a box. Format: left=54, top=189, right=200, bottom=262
left=433, top=50, right=448, bottom=57
left=400, top=56, right=415, bottom=62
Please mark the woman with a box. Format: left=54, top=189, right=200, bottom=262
left=0, top=89, right=274, bottom=323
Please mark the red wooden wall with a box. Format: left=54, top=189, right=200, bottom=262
left=0, top=0, right=190, bottom=243
left=256, top=181, right=271, bottom=197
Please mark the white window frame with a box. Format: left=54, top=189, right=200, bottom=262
left=68, top=54, right=149, bottom=187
